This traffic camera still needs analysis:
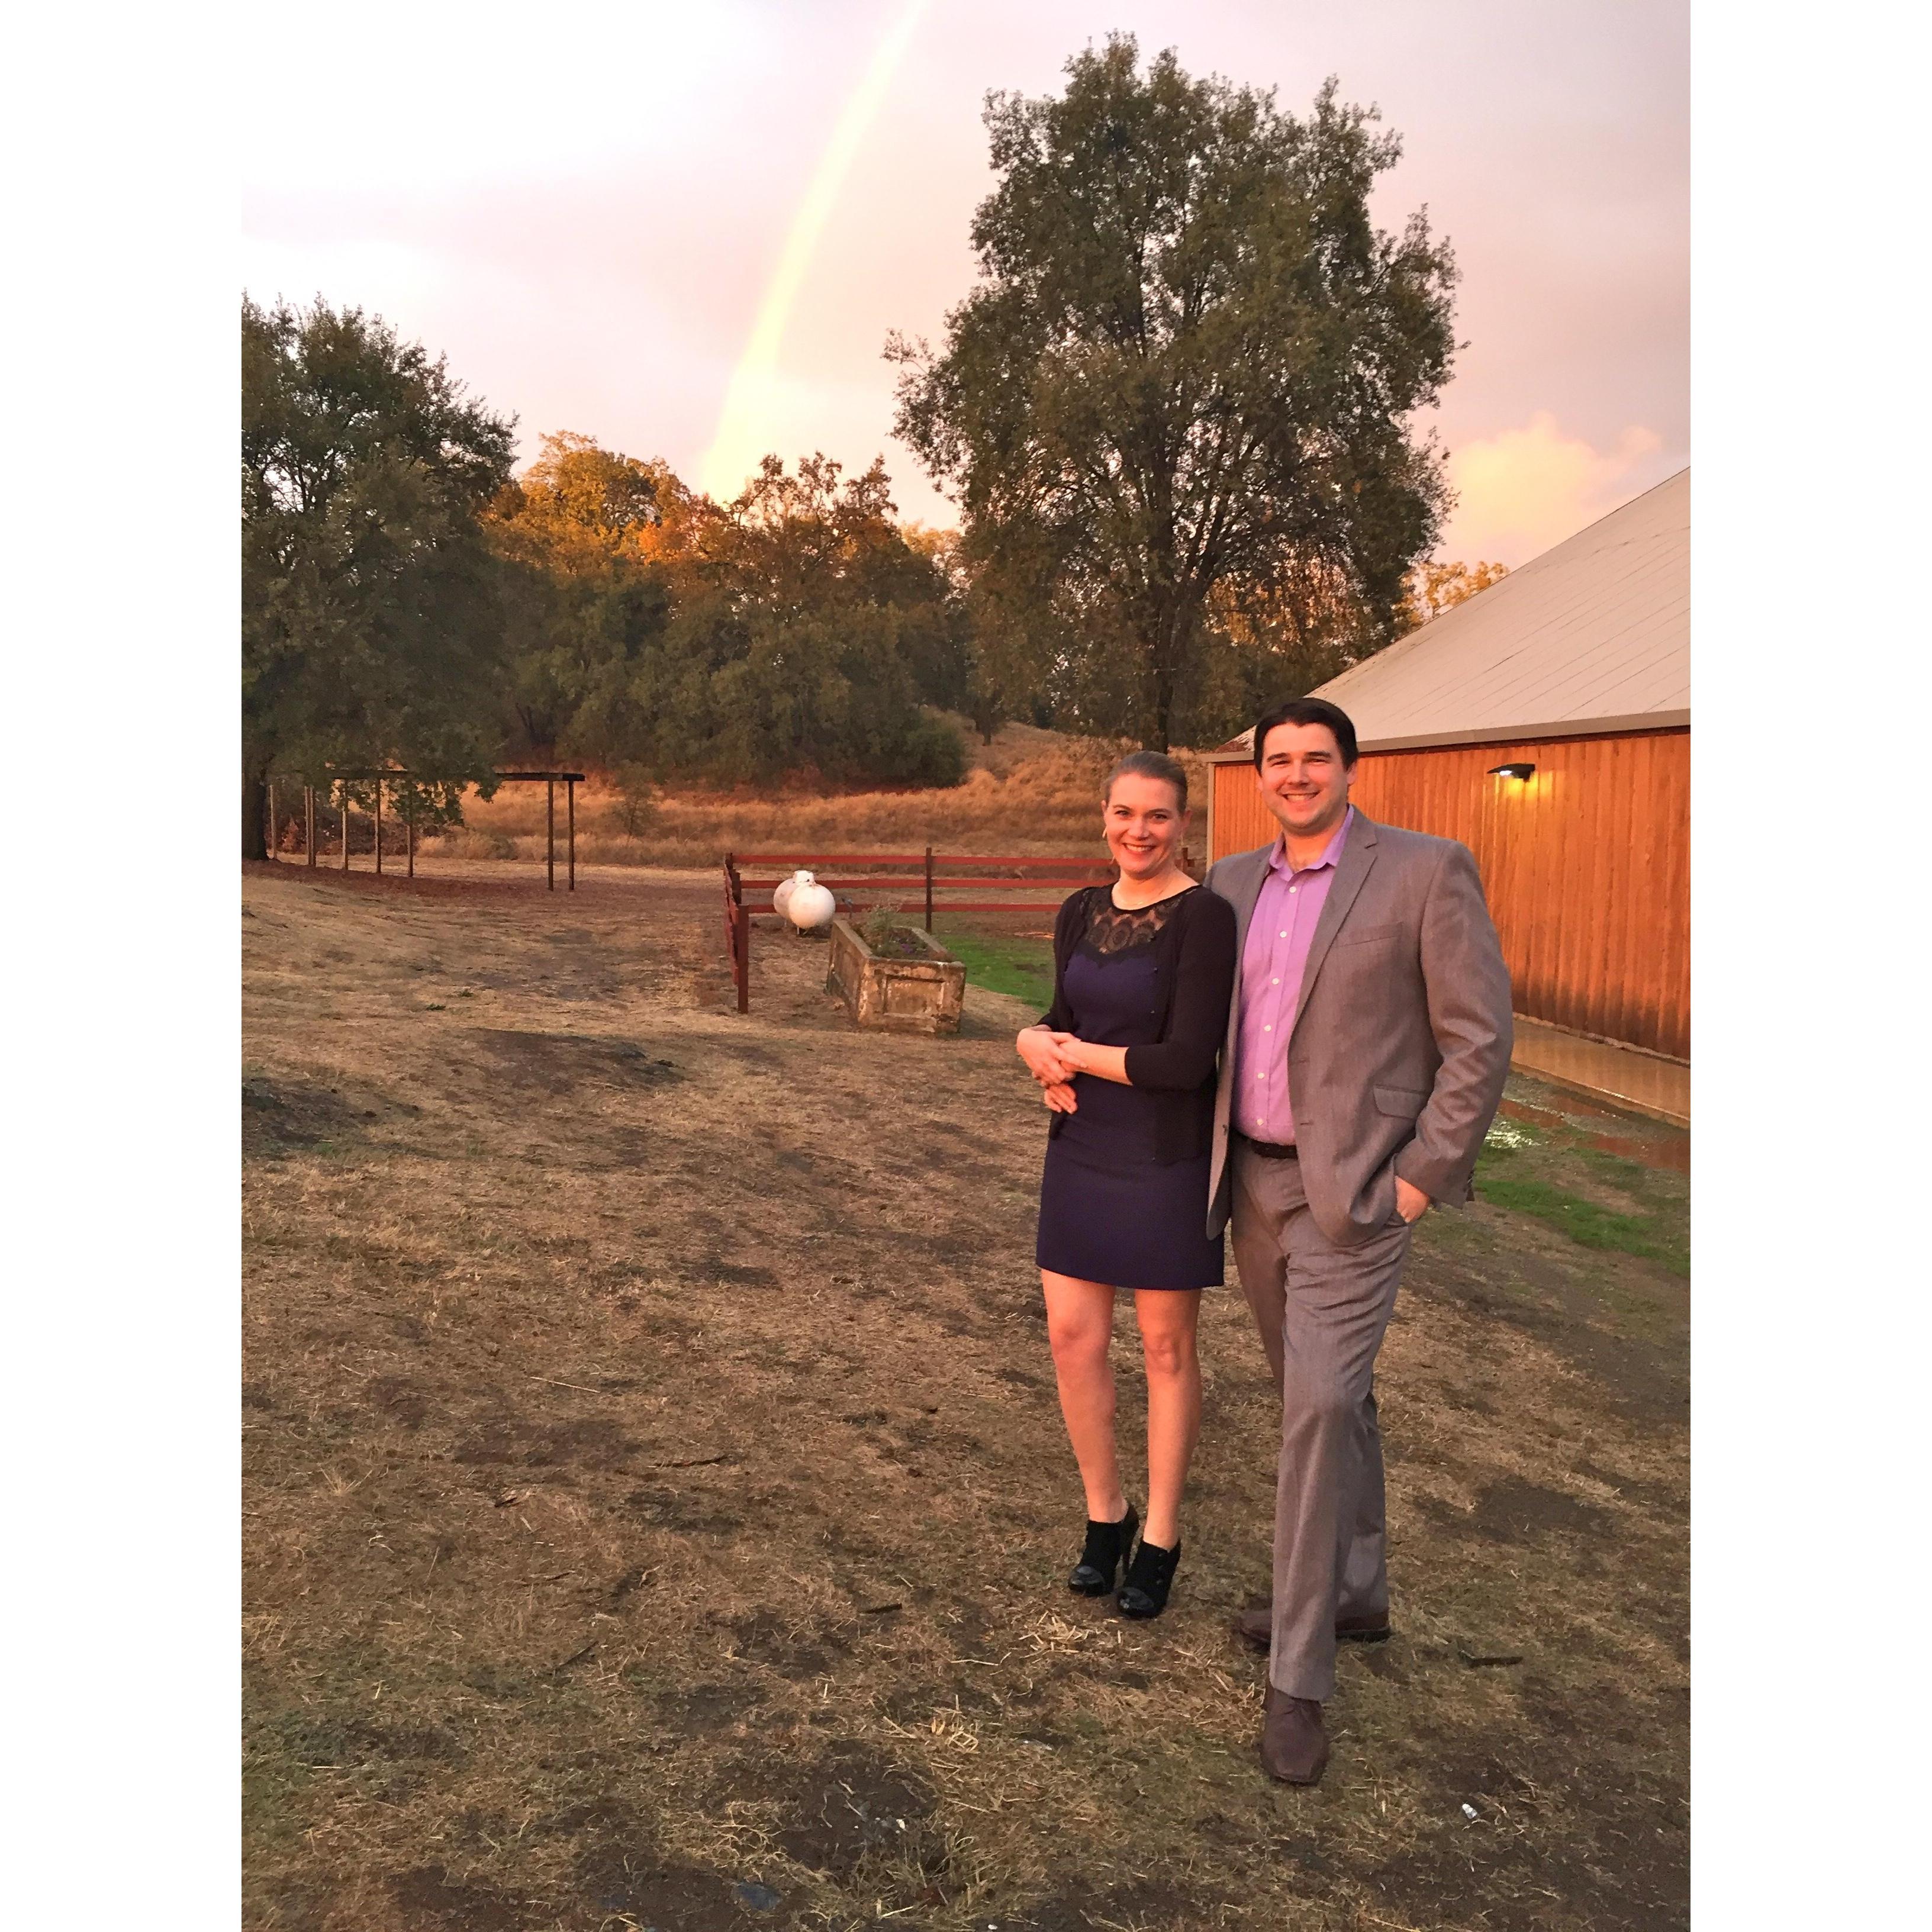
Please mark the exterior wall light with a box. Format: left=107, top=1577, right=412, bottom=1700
left=1487, top=762, right=1537, bottom=781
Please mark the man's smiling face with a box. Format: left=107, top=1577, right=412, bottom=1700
left=1257, top=721, right=1353, bottom=842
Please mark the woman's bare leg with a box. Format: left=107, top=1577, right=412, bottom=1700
left=1135, top=1289, right=1203, bottom=1549
left=1042, top=1270, right=1126, bottom=1521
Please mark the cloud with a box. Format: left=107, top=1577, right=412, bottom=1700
left=1440, top=411, right=1673, bottom=565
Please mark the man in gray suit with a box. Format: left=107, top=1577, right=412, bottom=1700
left=1204, top=697, right=1512, bottom=1785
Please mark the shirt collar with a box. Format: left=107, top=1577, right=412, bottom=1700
left=1268, top=804, right=1354, bottom=878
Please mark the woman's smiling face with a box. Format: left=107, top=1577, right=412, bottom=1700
left=1103, top=771, right=1186, bottom=880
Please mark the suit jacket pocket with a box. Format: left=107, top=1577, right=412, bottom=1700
left=1373, top=1084, right=1430, bottom=1119
left=1334, top=923, right=1403, bottom=949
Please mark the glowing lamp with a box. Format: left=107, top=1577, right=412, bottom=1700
left=1487, top=762, right=1537, bottom=781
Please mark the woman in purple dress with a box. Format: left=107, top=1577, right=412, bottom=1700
left=1015, top=751, right=1237, bottom=1619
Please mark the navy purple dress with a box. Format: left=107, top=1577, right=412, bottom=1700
left=1034, top=886, right=1237, bottom=1292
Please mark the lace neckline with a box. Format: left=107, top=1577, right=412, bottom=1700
left=1107, top=880, right=1197, bottom=914
left=1080, top=883, right=1199, bottom=958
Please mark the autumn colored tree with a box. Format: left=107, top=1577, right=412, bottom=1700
left=242, top=297, right=516, bottom=856
left=615, top=455, right=968, bottom=785
left=487, top=447, right=970, bottom=786
left=891, top=37, right=1458, bottom=750
left=484, top=432, right=685, bottom=756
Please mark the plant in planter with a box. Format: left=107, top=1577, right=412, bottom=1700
left=859, top=905, right=929, bottom=959
left=828, top=909, right=966, bottom=1034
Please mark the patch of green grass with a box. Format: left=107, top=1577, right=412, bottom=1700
left=1476, top=1171, right=1688, bottom=1276
left=935, top=924, right=1055, bottom=1006
left=1575, top=1142, right=1689, bottom=1214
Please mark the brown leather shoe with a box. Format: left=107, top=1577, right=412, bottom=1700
left=1260, top=1685, right=1329, bottom=1785
left=1229, top=1606, right=1392, bottom=1650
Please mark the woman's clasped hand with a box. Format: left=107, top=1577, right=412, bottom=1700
left=1016, top=1024, right=1080, bottom=1112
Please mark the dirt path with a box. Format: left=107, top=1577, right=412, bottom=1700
left=243, top=864, right=1687, bottom=1931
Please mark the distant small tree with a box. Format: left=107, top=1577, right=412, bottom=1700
left=1400, top=558, right=1509, bottom=630
left=242, top=297, right=517, bottom=856
left=891, top=37, right=1458, bottom=751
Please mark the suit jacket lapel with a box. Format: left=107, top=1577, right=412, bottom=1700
left=1290, top=813, right=1380, bottom=1041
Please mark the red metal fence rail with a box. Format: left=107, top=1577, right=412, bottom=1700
left=717, top=847, right=1132, bottom=1014
left=729, top=847, right=1122, bottom=928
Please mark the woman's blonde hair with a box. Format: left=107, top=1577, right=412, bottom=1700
left=1103, top=748, right=1188, bottom=812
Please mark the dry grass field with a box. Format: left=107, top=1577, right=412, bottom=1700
left=405, top=724, right=1210, bottom=871
left=242, top=861, right=1688, bottom=1932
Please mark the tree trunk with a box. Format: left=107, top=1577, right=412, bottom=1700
left=1139, top=646, right=1174, bottom=751
left=1146, top=604, right=1192, bottom=752
left=242, top=768, right=269, bottom=861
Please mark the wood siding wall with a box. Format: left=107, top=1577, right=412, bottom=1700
left=1209, top=729, right=1689, bottom=1060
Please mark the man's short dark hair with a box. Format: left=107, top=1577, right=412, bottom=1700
left=1251, top=697, right=1359, bottom=769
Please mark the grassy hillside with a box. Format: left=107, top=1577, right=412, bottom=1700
left=424, top=723, right=1218, bottom=869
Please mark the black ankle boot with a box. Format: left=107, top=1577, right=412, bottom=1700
left=1067, top=1504, right=1139, bottom=1596
left=1116, top=1536, right=1181, bottom=1619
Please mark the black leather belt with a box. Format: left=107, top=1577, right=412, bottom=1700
left=1237, top=1134, right=1299, bottom=1160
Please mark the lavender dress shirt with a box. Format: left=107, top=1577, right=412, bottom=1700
left=1232, top=806, right=1355, bottom=1144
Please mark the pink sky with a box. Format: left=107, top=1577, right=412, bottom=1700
left=240, top=1, right=1686, bottom=569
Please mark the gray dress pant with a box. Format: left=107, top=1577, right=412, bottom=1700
left=1229, top=1142, right=1413, bottom=1703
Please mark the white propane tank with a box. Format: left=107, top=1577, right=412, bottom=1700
left=786, top=874, right=836, bottom=932
left=772, top=868, right=814, bottom=919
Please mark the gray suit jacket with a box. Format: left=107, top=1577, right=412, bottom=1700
left=1205, top=812, right=1514, bottom=1247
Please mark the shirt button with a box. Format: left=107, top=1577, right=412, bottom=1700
left=1263, top=1023, right=1271, bottom=1031
left=1272, top=977, right=1280, bottom=985
left=1280, top=930, right=1287, bottom=938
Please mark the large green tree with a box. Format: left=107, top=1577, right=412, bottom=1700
left=242, top=297, right=517, bottom=856
left=890, top=37, right=1458, bottom=749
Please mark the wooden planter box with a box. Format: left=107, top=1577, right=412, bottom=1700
left=826, top=919, right=966, bottom=1035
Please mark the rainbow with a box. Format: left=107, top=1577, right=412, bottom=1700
left=697, top=0, right=930, bottom=502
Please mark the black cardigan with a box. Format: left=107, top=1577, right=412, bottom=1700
left=1038, top=884, right=1238, bottom=1164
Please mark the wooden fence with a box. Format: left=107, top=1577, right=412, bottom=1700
left=265, top=770, right=588, bottom=890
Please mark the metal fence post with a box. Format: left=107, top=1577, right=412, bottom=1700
left=924, top=845, right=935, bottom=932
left=567, top=777, right=576, bottom=891
left=546, top=778, right=556, bottom=891
left=374, top=781, right=384, bottom=875
left=305, top=785, right=316, bottom=867
left=723, top=854, right=749, bottom=1013
left=341, top=784, right=350, bottom=871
